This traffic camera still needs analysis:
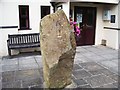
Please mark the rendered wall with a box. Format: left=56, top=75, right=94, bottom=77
left=70, top=2, right=119, bottom=49
left=103, top=5, right=119, bottom=49
left=0, top=0, right=51, bottom=56
left=62, top=2, right=70, bottom=19
left=0, top=2, right=3, bottom=57
left=70, top=0, right=119, bottom=4
left=51, top=0, right=119, bottom=4
left=118, top=2, right=120, bottom=49
left=53, top=2, right=70, bottom=20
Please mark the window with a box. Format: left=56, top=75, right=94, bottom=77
left=19, top=5, right=30, bottom=30
left=111, top=15, right=115, bottom=23
left=41, top=6, right=50, bottom=19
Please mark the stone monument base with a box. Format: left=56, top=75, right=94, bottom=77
left=43, top=80, right=77, bottom=89
left=65, top=80, right=77, bottom=88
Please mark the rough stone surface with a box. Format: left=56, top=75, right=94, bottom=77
left=40, top=10, right=76, bottom=88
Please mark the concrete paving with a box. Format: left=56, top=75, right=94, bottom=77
left=1, top=45, right=119, bottom=89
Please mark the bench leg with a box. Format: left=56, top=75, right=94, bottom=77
left=8, top=49, right=11, bottom=56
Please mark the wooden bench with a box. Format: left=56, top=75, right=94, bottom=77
left=7, top=33, right=40, bottom=56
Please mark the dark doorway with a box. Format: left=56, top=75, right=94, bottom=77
left=74, top=7, right=96, bottom=46
left=41, top=6, right=50, bottom=19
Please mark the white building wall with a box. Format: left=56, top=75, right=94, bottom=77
left=70, top=0, right=119, bottom=4
left=51, top=0, right=119, bottom=4
left=119, top=2, right=120, bottom=28
left=102, top=5, right=119, bottom=49
left=2, top=2, right=18, bottom=27
left=0, top=0, right=51, bottom=56
left=103, top=5, right=118, bottom=27
left=70, top=2, right=119, bottom=49
left=0, top=2, right=2, bottom=26
left=118, top=30, right=120, bottom=49
left=102, top=30, right=118, bottom=49
left=118, top=2, right=120, bottom=49
left=62, top=2, right=70, bottom=20
left=0, top=2, right=3, bottom=57
left=53, top=2, right=70, bottom=20
left=95, top=6, right=104, bottom=46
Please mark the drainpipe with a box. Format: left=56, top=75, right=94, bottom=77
left=50, top=2, right=56, bottom=13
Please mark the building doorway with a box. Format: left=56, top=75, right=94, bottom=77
left=74, top=7, right=96, bottom=46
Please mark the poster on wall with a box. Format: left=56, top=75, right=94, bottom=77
left=77, top=14, right=82, bottom=23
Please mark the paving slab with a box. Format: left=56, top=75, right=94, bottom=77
left=78, top=84, right=92, bottom=88
left=73, top=79, right=88, bottom=86
left=99, top=60, right=117, bottom=68
left=80, top=62, right=104, bottom=71
left=0, top=80, right=2, bottom=90
left=109, top=67, right=118, bottom=74
left=30, top=84, right=44, bottom=88
left=18, top=56, right=35, bottom=60
left=34, top=56, right=43, bottom=68
left=15, top=69, right=41, bottom=81
left=2, top=64, right=18, bottom=72
left=101, top=53, right=118, bottom=60
left=89, top=69, right=105, bottom=75
left=75, top=53, right=84, bottom=58
left=85, top=47, right=100, bottom=51
left=112, top=59, right=118, bottom=64
left=0, top=65, right=2, bottom=73
left=86, top=55, right=105, bottom=62
left=100, top=69, right=116, bottom=76
left=73, top=64, right=82, bottom=71
left=76, top=48, right=88, bottom=53
left=82, top=52, right=97, bottom=57
left=1, top=45, right=119, bottom=89
left=2, top=59, right=18, bottom=66
left=2, top=80, right=22, bottom=88
left=85, top=74, right=116, bottom=88
left=22, top=78, right=43, bottom=88
left=74, top=57, right=91, bottom=64
left=108, top=74, right=118, bottom=82
left=19, top=58, right=36, bottom=65
left=18, top=63, right=38, bottom=70
left=98, top=83, right=117, bottom=88
left=73, top=69, right=92, bottom=79
left=113, top=82, right=118, bottom=87
left=118, top=51, right=120, bottom=59
left=2, top=71, right=15, bottom=83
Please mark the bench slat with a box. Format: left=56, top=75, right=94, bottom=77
left=7, top=33, right=40, bottom=56
left=9, top=34, right=40, bottom=45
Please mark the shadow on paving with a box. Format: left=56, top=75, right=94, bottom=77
left=2, top=51, right=41, bottom=59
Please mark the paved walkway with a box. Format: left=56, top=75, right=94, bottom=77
left=1, top=45, right=119, bottom=89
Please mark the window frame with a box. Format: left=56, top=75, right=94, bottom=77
left=41, top=6, right=50, bottom=19
left=19, top=5, right=31, bottom=30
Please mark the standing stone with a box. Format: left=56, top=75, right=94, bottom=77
left=40, top=10, right=76, bottom=88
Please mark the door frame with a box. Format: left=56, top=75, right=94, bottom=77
left=74, top=6, right=97, bottom=46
